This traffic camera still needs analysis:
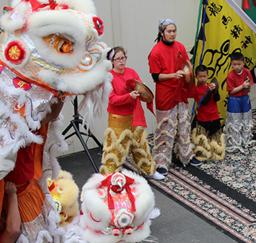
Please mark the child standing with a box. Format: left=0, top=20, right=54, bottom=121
left=191, top=65, right=225, bottom=162
left=225, top=52, right=254, bottom=153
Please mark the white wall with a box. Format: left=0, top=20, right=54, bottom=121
left=0, top=0, right=243, bottom=155
left=61, top=0, right=201, bottom=154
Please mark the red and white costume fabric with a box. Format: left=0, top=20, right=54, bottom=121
left=75, top=170, right=158, bottom=243
left=225, top=68, right=254, bottom=153
left=191, top=83, right=225, bottom=161
left=0, top=0, right=112, bottom=241
left=148, top=40, right=194, bottom=169
left=100, top=67, right=156, bottom=176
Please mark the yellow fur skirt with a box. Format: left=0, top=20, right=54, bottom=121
left=100, top=113, right=156, bottom=176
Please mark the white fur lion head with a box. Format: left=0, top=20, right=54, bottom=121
left=79, top=170, right=155, bottom=243
left=0, top=0, right=112, bottom=95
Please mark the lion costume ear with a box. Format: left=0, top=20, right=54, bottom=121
left=1, top=0, right=29, bottom=32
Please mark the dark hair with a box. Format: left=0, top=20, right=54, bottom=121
left=107, top=46, right=126, bottom=61
left=230, top=52, right=244, bottom=61
left=155, top=20, right=177, bottom=42
left=195, top=64, right=208, bottom=75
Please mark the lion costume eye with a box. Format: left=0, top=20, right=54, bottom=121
left=43, top=34, right=74, bottom=54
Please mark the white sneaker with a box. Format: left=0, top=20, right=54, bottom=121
left=150, top=171, right=166, bottom=181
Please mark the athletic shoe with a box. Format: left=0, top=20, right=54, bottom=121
left=190, top=157, right=202, bottom=167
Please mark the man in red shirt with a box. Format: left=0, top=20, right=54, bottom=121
left=148, top=19, right=201, bottom=177
left=191, top=65, right=225, bottom=162
left=225, top=52, right=254, bottom=153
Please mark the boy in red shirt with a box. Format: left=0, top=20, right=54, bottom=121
left=191, top=65, right=225, bottom=162
left=225, top=52, right=254, bottom=153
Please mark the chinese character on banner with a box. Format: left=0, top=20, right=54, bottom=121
left=194, top=0, right=256, bottom=119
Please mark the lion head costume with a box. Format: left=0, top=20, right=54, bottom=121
left=0, top=0, right=112, bottom=180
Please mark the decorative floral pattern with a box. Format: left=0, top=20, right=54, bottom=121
left=126, top=133, right=256, bottom=242
left=200, top=147, right=256, bottom=202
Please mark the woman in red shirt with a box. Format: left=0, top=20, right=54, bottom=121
left=100, top=46, right=164, bottom=180
left=191, top=65, right=225, bottom=162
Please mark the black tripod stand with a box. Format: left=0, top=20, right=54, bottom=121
left=62, top=96, right=102, bottom=172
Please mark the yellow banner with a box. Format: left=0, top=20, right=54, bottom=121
left=194, top=0, right=256, bottom=119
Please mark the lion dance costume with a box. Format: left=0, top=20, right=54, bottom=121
left=0, top=0, right=158, bottom=242
left=0, top=0, right=111, bottom=241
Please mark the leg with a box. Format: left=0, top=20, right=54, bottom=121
left=191, top=124, right=212, bottom=162
left=241, top=96, right=253, bottom=149
left=130, top=127, right=156, bottom=176
left=0, top=182, right=21, bottom=243
left=225, top=97, right=244, bottom=153
left=100, top=114, right=133, bottom=175
left=209, top=130, right=225, bottom=161
left=153, top=107, right=178, bottom=172
left=176, top=103, right=194, bottom=165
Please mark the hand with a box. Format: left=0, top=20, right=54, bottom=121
left=173, top=70, right=184, bottom=79
left=130, top=90, right=140, bottom=99
left=5, top=182, right=17, bottom=194
left=243, top=81, right=250, bottom=89
left=209, top=83, right=216, bottom=91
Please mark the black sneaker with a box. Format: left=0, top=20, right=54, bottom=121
left=156, top=167, right=168, bottom=176
left=190, top=157, right=202, bottom=167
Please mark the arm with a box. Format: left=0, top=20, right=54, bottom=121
left=213, top=90, right=220, bottom=102
left=0, top=182, right=21, bottom=243
left=109, top=91, right=137, bottom=106
left=227, top=72, right=250, bottom=95
left=201, top=90, right=212, bottom=105
left=158, top=72, right=184, bottom=81
left=42, top=97, right=64, bottom=125
left=230, top=82, right=248, bottom=95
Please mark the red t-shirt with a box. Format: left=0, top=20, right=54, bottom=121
left=107, top=67, right=140, bottom=115
left=148, top=40, right=191, bottom=110
left=226, top=68, right=253, bottom=97
left=192, top=83, right=220, bottom=122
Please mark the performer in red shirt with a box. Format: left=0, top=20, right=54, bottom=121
left=225, top=52, right=254, bottom=153
left=100, top=46, right=164, bottom=180
left=191, top=65, right=225, bottom=162
left=148, top=19, right=200, bottom=177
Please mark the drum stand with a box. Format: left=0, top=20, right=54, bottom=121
left=62, top=96, right=102, bottom=172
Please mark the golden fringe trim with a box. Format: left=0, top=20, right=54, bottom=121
left=210, top=133, right=225, bottom=161
left=131, top=127, right=156, bottom=175
left=100, top=127, right=155, bottom=175
left=192, top=128, right=225, bottom=161
left=191, top=128, right=211, bottom=151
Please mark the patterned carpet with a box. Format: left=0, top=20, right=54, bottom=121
left=126, top=129, right=256, bottom=243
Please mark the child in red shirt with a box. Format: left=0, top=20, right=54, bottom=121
left=100, top=46, right=164, bottom=180
left=225, top=52, right=254, bottom=153
left=191, top=65, right=225, bottom=162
